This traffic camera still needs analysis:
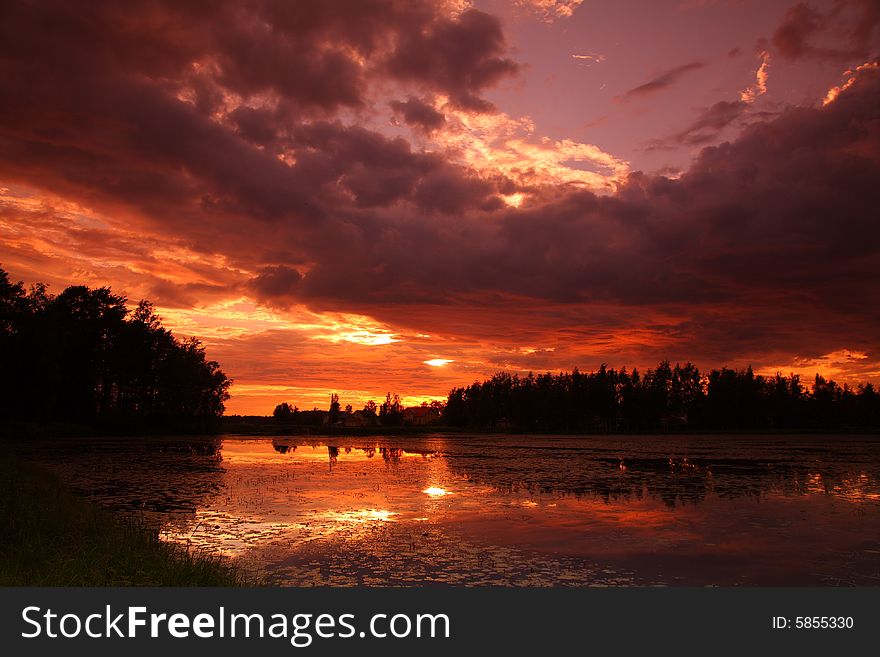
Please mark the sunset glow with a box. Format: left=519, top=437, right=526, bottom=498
left=1, top=0, right=879, bottom=415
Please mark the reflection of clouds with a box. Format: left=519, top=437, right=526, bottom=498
left=149, top=438, right=470, bottom=566
left=24, top=435, right=880, bottom=585
left=162, top=437, right=880, bottom=580
left=443, top=436, right=880, bottom=508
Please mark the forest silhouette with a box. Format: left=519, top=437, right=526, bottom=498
left=443, top=364, right=880, bottom=433
left=4, top=265, right=880, bottom=435
left=0, top=266, right=230, bottom=431
left=271, top=363, right=880, bottom=434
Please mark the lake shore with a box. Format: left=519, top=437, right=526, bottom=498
left=0, top=449, right=248, bottom=586
left=3, top=417, right=879, bottom=444
left=4, top=434, right=879, bottom=586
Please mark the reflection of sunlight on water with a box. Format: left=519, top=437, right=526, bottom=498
left=798, top=471, right=880, bottom=501
left=159, top=507, right=400, bottom=558
left=325, top=509, right=398, bottom=522
left=159, top=509, right=296, bottom=557
left=32, top=434, right=880, bottom=586
left=806, top=472, right=825, bottom=494
left=829, top=472, right=880, bottom=502
left=151, top=439, right=476, bottom=566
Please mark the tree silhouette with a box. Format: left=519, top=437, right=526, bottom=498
left=328, top=393, right=341, bottom=423
left=443, top=361, right=880, bottom=433
left=379, top=392, right=403, bottom=426
left=0, top=265, right=231, bottom=430
left=273, top=402, right=297, bottom=421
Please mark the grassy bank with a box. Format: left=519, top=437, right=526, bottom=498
left=0, top=451, right=246, bottom=586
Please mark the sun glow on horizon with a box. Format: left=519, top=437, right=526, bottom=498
left=424, top=358, right=453, bottom=367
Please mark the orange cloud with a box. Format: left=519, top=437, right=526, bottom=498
left=824, top=61, right=880, bottom=106
left=423, top=99, right=630, bottom=198
left=740, top=50, right=770, bottom=103
left=517, top=0, right=585, bottom=22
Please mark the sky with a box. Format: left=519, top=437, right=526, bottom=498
left=1, top=0, right=879, bottom=415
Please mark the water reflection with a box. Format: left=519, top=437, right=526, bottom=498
left=18, top=434, right=880, bottom=586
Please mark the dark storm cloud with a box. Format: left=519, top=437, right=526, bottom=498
left=771, top=0, right=880, bottom=61
left=2, top=0, right=880, bottom=371
left=262, top=65, right=880, bottom=364
left=0, top=0, right=523, bottom=226
left=390, top=98, right=447, bottom=132
left=251, top=265, right=303, bottom=301
left=674, top=100, right=750, bottom=144
left=230, top=106, right=282, bottom=146
left=385, top=9, right=519, bottom=111
left=642, top=100, right=752, bottom=151
left=646, top=99, right=792, bottom=154
left=772, top=2, right=826, bottom=59
left=0, top=1, right=517, bottom=118
left=615, top=61, right=705, bottom=102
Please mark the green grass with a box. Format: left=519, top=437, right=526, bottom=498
left=0, top=451, right=248, bottom=586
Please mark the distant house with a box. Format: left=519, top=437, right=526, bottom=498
left=342, top=410, right=376, bottom=427
left=296, top=409, right=326, bottom=426
left=322, top=409, right=378, bottom=427
left=403, top=405, right=441, bottom=426
left=492, top=417, right=512, bottom=431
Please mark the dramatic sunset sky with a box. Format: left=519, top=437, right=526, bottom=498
left=1, top=0, right=879, bottom=414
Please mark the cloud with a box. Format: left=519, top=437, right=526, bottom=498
left=642, top=99, right=761, bottom=152
left=251, top=265, right=303, bottom=301
left=615, top=61, right=705, bottom=102
left=772, top=2, right=826, bottom=59
left=516, top=0, right=585, bottom=22
left=384, top=9, right=519, bottom=111
left=272, top=63, right=880, bottom=367
left=0, top=1, right=516, bottom=120
left=771, top=0, right=880, bottom=62
left=571, top=53, right=606, bottom=65
left=823, top=59, right=880, bottom=104
left=644, top=49, right=777, bottom=153
left=674, top=100, right=750, bottom=145
left=740, top=50, right=771, bottom=103
left=425, top=104, right=630, bottom=193
left=390, top=97, right=447, bottom=132
left=2, top=0, right=880, bottom=412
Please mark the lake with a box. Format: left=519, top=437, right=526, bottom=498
left=18, top=434, right=880, bottom=586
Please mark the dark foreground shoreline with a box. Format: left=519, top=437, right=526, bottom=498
left=0, top=449, right=248, bottom=586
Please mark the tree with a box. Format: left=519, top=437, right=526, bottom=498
left=440, top=361, right=880, bottom=433
left=379, top=392, right=403, bottom=426
left=0, top=265, right=231, bottom=429
left=273, top=402, right=297, bottom=420
left=363, top=400, right=378, bottom=418
left=329, top=393, right=341, bottom=423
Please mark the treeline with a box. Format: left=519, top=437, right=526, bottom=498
left=0, top=267, right=230, bottom=431
left=444, top=362, right=880, bottom=432
left=273, top=392, right=407, bottom=426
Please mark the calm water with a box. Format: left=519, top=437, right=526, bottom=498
left=19, top=434, right=880, bottom=586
